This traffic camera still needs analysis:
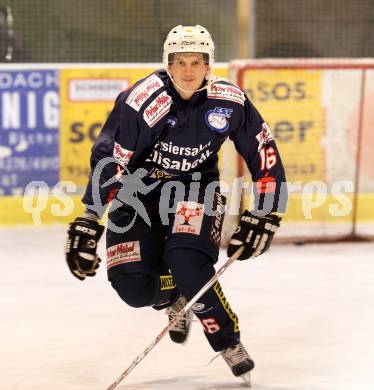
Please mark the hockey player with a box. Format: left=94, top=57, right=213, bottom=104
left=65, top=25, right=287, bottom=384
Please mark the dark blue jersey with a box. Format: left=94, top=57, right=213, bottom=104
left=82, top=69, right=287, bottom=215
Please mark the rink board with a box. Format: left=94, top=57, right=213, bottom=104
left=230, top=60, right=374, bottom=239
left=0, top=62, right=373, bottom=239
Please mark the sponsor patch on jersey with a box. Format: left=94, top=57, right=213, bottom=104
left=143, top=91, right=172, bottom=127
left=106, top=241, right=141, bottom=269
left=208, top=82, right=245, bottom=105
left=147, top=167, right=174, bottom=179
left=256, top=122, right=274, bottom=151
left=113, top=142, right=134, bottom=166
left=125, top=74, right=164, bottom=111
left=205, top=107, right=233, bottom=133
left=172, top=201, right=204, bottom=235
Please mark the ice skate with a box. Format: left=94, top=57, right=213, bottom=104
left=222, top=342, right=255, bottom=387
left=166, top=295, right=193, bottom=344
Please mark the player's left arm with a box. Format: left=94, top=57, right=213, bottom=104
left=228, top=97, right=288, bottom=260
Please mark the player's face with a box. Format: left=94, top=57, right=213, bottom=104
left=168, top=53, right=210, bottom=100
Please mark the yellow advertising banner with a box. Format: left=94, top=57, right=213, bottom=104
left=241, top=69, right=325, bottom=183
left=60, top=67, right=157, bottom=188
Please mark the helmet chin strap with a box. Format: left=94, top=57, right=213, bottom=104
left=166, top=68, right=213, bottom=95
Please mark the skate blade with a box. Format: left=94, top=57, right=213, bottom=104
left=240, top=372, right=251, bottom=387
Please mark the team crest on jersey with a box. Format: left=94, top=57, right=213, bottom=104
left=256, top=122, right=274, bottom=151
left=205, top=107, right=233, bottom=133
left=166, top=115, right=178, bottom=127
left=172, top=201, right=204, bottom=235
left=143, top=91, right=172, bottom=127
left=126, top=74, right=163, bottom=111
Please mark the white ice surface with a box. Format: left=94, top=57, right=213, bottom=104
left=1, top=226, right=374, bottom=390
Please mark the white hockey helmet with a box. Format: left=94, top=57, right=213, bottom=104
left=163, top=25, right=215, bottom=69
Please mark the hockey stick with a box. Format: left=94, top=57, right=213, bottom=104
left=106, top=246, right=244, bottom=390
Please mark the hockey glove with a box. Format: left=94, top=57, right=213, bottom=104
left=65, top=217, right=105, bottom=280
left=227, top=210, right=281, bottom=260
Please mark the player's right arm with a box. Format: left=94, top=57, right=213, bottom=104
left=65, top=89, right=140, bottom=280
left=81, top=92, right=140, bottom=218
